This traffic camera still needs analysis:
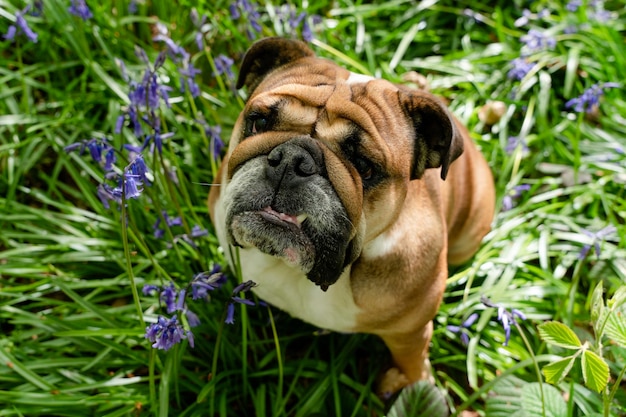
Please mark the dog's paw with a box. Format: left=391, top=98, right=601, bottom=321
left=376, top=367, right=411, bottom=398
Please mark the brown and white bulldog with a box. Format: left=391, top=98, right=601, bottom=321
left=208, top=37, right=495, bottom=394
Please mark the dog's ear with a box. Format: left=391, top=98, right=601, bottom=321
left=236, top=37, right=315, bottom=94
left=399, top=89, right=464, bottom=180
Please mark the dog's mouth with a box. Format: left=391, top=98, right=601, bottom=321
left=229, top=207, right=316, bottom=273
left=259, top=207, right=308, bottom=230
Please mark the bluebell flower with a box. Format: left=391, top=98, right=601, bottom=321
left=190, top=225, right=208, bottom=238
left=191, top=267, right=227, bottom=300
left=566, top=0, right=582, bottom=12
left=96, top=183, right=122, bottom=209
left=214, top=55, right=235, bottom=79
left=179, top=63, right=202, bottom=98
left=563, top=25, right=579, bottom=34
left=565, top=82, right=620, bottom=113
left=160, top=283, right=178, bottom=313
left=122, top=175, right=142, bottom=199
left=142, top=284, right=159, bottom=295
left=153, top=23, right=189, bottom=63
left=225, top=303, right=236, bottom=324
left=514, top=9, right=532, bottom=27
left=481, top=296, right=526, bottom=346
left=229, top=0, right=262, bottom=39
left=65, top=138, right=116, bottom=171
left=225, top=280, right=258, bottom=324
left=505, top=135, right=529, bottom=155
left=190, top=8, right=207, bottom=50
left=578, top=225, right=617, bottom=259
left=128, top=0, right=138, bottom=14
left=507, top=58, right=534, bottom=81
left=447, top=313, right=479, bottom=346
left=185, top=309, right=201, bottom=328
left=502, top=184, right=531, bottom=211
left=4, top=7, right=38, bottom=43
left=145, top=315, right=193, bottom=350
left=520, top=29, right=556, bottom=54
left=68, top=0, right=93, bottom=21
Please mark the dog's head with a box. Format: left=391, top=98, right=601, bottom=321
left=216, top=37, right=463, bottom=290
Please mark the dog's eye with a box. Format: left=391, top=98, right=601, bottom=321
left=245, top=114, right=271, bottom=136
left=353, top=156, right=374, bottom=182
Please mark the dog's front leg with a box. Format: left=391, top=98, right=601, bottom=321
left=377, top=321, right=434, bottom=396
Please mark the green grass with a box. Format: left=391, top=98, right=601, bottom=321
left=1, top=0, right=625, bottom=416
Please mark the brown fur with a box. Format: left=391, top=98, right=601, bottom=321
left=208, top=38, right=495, bottom=395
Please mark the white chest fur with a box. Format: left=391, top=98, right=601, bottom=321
left=236, top=247, right=361, bottom=333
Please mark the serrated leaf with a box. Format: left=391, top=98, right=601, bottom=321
left=538, top=321, right=582, bottom=350
left=604, top=311, right=626, bottom=347
left=386, top=380, right=449, bottom=417
left=590, top=281, right=604, bottom=323
left=542, top=355, right=577, bottom=385
left=581, top=350, right=609, bottom=393
left=608, top=286, right=626, bottom=310
left=521, top=382, right=567, bottom=417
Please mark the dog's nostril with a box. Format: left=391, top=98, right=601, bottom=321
left=296, top=159, right=316, bottom=176
left=267, top=148, right=283, bottom=167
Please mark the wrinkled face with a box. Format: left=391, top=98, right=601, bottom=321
left=221, top=58, right=418, bottom=290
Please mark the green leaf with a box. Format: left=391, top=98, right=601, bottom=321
left=521, top=382, right=568, bottom=417
left=538, top=321, right=582, bottom=350
left=590, top=281, right=604, bottom=323
left=604, top=311, right=626, bottom=346
left=542, top=355, right=578, bottom=385
left=581, top=350, right=609, bottom=393
left=608, top=286, right=626, bottom=311
left=386, top=381, right=449, bottom=417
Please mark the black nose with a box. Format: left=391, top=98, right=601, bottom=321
left=265, top=139, right=323, bottom=188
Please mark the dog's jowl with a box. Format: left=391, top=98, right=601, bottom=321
left=209, top=37, right=495, bottom=395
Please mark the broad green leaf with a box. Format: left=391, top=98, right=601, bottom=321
left=538, top=321, right=582, bottom=350
left=521, top=382, right=568, bottom=417
left=604, top=311, right=626, bottom=346
left=542, top=355, right=578, bottom=385
left=608, top=286, right=626, bottom=310
left=590, top=281, right=604, bottom=323
left=386, top=380, right=449, bottom=417
left=581, top=350, right=609, bottom=393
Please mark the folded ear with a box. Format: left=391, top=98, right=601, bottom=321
left=399, top=89, right=464, bottom=180
left=236, top=37, right=316, bottom=93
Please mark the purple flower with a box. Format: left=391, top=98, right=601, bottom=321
left=566, top=0, right=582, bottom=12
left=481, top=296, right=526, bottom=346
left=514, top=9, right=532, bottom=27
left=507, top=58, right=534, bottom=81
left=179, top=63, right=202, bottom=98
left=153, top=23, right=189, bottom=63
left=520, top=29, right=556, bottom=54
left=225, top=303, right=236, bottom=324
left=143, top=284, right=159, bottom=295
left=191, top=267, right=227, bottom=300
left=96, top=183, right=122, bottom=209
left=447, top=313, right=479, bottom=346
left=145, top=315, right=193, bottom=350
left=502, top=184, right=531, bottom=211
left=505, top=135, right=529, bottom=154
left=205, top=124, right=224, bottom=159
left=225, top=280, right=258, bottom=324
left=565, top=82, right=620, bottom=113
left=160, top=283, right=178, bottom=313
left=186, top=309, right=201, bottom=328
left=214, top=55, right=235, bottom=79
left=65, top=138, right=116, bottom=171
left=68, top=0, right=93, bottom=21
left=190, top=225, right=208, bottom=238
left=578, top=225, right=617, bottom=259
left=128, top=0, right=138, bottom=14
left=4, top=7, right=38, bottom=43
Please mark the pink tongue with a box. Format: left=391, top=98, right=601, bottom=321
left=263, top=207, right=299, bottom=226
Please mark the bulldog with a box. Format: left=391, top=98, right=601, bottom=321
left=208, top=37, right=495, bottom=394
